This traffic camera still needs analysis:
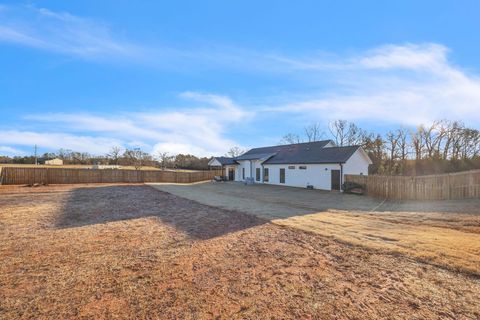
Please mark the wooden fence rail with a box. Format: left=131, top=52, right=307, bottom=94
left=345, top=170, right=480, bottom=200
left=0, top=167, right=223, bottom=185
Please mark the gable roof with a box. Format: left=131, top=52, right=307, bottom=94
left=236, top=140, right=332, bottom=161
left=263, top=145, right=362, bottom=164
left=233, top=140, right=369, bottom=164
left=210, top=156, right=237, bottom=165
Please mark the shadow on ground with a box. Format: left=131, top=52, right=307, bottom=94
left=55, top=185, right=267, bottom=240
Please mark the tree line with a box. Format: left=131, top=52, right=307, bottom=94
left=1, top=119, right=478, bottom=175
left=281, top=120, right=480, bottom=175
left=0, top=147, right=211, bottom=171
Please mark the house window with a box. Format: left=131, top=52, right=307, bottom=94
left=256, top=168, right=260, bottom=181
left=263, top=168, right=269, bottom=182
left=299, top=166, right=307, bottom=170
left=288, top=165, right=295, bottom=169
left=280, top=168, right=285, bottom=184
left=242, top=168, right=245, bottom=179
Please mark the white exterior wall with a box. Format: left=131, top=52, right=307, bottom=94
left=263, top=163, right=341, bottom=190
left=234, top=160, right=264, bottom=181
left=343, top=149, right=370, bottom=176
left=232, top=147, right=371, bottom=188
left=235, top=160, right=250, bottom=181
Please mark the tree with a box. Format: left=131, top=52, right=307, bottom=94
left=226, top=147, right=245, bottom=157
left=123, top=148, right=149, bottom=170
left=385, top=130, right=400, bottom=173
left=279, top=133, right=302, bottom=145
left=422, top=120, right=447, bottom=159
left=304, top=123, right=323, bottom=142
left=107, top=146, right=122, bottom=165
left=328, top=120, right=348, bottom=146
left=156, top=151, right=172, bottom=169
left=411, top=125, right=425, bottom=160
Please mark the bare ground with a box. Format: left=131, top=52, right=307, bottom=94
left=1, top=184, right=479, bottom=319
left=151, top=182, right=480, bottom=275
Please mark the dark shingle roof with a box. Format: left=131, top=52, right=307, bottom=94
left=242, top=140, right=331, bottom=156
left=212, top=140, right=367, bottom=166
left=234, top=152, right=276, bottom=161
left=235, top=140, right=332, bottom=161
left=263, top=145, right=361, bottom=164
left=212, top=156, right=237, bottom=165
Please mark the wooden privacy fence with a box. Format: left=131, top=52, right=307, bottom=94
left=0, top=167, right=223, bottom=185
left=345, top=170, right=480, bottom=200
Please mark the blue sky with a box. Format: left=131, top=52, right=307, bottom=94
left=1, top=1, right=480, bottom=157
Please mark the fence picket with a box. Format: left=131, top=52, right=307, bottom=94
left=345, top=170, right=480, bottom=200
left=0, top=167, right=222, bottom=185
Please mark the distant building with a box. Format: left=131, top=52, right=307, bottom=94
left=45, top=158, right=63, bottom=166
left=92, top=164, right=121, bottom=169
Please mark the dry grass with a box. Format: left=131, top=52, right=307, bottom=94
left=273, top=210, right=480, bottom=276
left=1, top=184, right=479, bottom=319
left=150, top=182, right=480, bottom=276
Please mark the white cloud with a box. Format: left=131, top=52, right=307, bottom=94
left=357, top=43, right=449, bottom=71
left=265, top=43, right=480, bottom=126
left=0, top=145, right=27, bottom=156
left=0, top=5, right=142, bottom=59
left=2, top=40, right=479, bottom=156
left=0, top=131, right=122, bottom=154
left=12, top=92, right=250, bottom=157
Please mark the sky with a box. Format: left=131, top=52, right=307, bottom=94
left=1, top=1, right=480, bottom=157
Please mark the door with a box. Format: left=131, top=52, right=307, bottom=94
left=331, top=170, right=341, bottom=190
left=279, top=168, right=285, bottom=184
left=228, top=168, right=235, bottom=181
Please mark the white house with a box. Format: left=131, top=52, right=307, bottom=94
left=209, top=140, right=372, bottom=191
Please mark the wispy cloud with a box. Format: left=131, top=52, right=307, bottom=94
left=14, top=92, right=251, bottom=156
left=0, top=145, right=26, bottom=156
left=264, top=43, right=480, bottom=126
left=0, top=5, right=142, bottom=60
left=0, top=131, right=122, bottom=154
left=3, top=43, right=480, bottom=156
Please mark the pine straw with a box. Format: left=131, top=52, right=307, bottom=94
left=0, top=184, right=479, bottom=319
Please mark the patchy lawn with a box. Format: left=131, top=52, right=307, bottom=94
left=1, top=184, right=479, bottom=319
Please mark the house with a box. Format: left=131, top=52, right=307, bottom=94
left=208, top=140, right=372, bottom=190
left=44, top=158, right=63, bottom=166
left=207, top=156, right=238, bottom=181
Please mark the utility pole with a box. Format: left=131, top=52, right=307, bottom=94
left=34, top=144, right=38, bottom=165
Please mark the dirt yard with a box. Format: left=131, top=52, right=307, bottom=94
left=1, top=184, right=479, bottom=319
left=151, top=182, right=480, bottom=276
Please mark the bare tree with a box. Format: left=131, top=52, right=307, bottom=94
left=124, top=148, right=149, bottom=170
left=304, top=123, right=323, bottom=142
left=411, top=125, right=425, bottom=160
left=328, top=120, right=348, bottom=146
left=226, top=147, right=245, bottom=157
left=280, top=133, right=302, bottom=145
left=107, top=146, right=122, bottom=165
left=385, top=131, right=400, bottom=173
left=156, top=151, right=172, bottom=169
left=397, top=128, right=409, bottom=167
left=422, top=120, right=447, bottom=159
